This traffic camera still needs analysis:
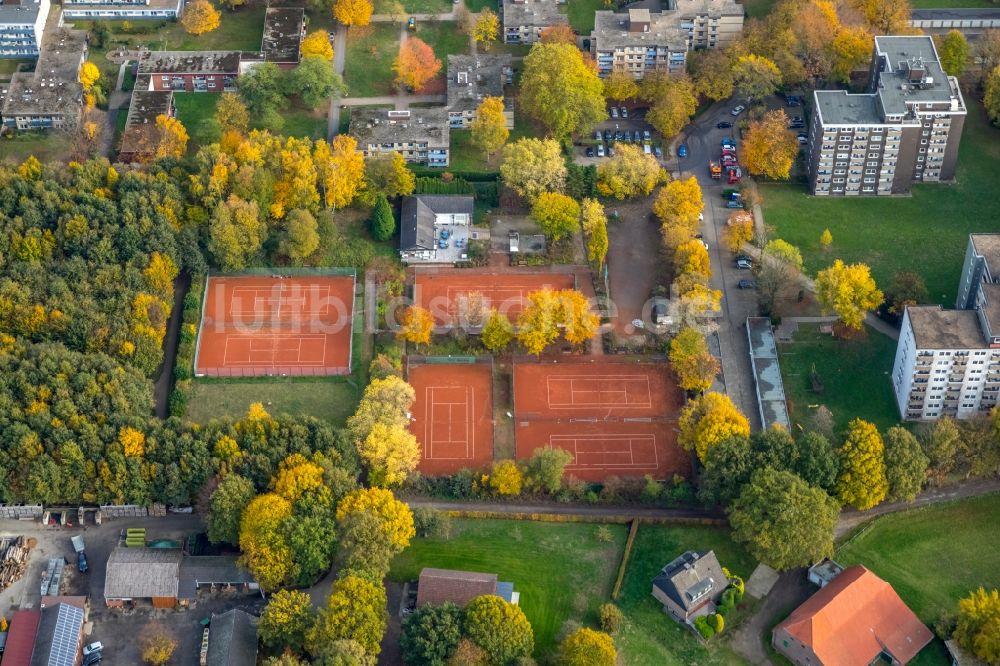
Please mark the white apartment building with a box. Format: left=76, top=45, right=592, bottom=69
left=502, top=0, right=567, bottom=44
left=808, top=36, right=966, bottom=196
left=590, top=0, right=742, bottom=78
left=350, top=108, right=450, bottom=168
left=892, top=234, right=1000, bottom=420
left=0, top=0, right=48, bottom=58
left=61, top=0, right=184, bottom=21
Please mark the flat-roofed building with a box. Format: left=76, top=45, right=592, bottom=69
left=0, top=0, right=48, bottom=58
left=808, top=35, right=966, bottom=196
left=137, top=50, right=240, bottom=92
left=1, top=28, right=86, bottom=130
left=446, top=54, right=513, bottom=129
left=117, top=81, right=175, bottom=162
left=502, top=0, right=567, bottom=44
left=262, top=7, right=304, bottom=67
left=61, top=0, right=183, bottom=21
left=350, top=107, right=449, bottom=167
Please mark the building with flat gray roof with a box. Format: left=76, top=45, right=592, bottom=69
left=590, top=0, right=742, bottom=78
left=137, top=50, right=240, bottom=92
left=0, top=0, right=48, bottom=58
left=61, top=0, right=183, bottom=21
left=262, top=7, right=304, bottom=65
left=892, top=234, right=1000, bottom=421
left=808, top=35, right=965, bottom=196
left=502, top=0, right=567, bottom=44
left=118, top=82, right=174, bottom=162
left=910, top=8, right=1000, bottom=32
left=2, top=28, right=86, bottom=131
left=446, top=54, right=513, bottom=129
left=350, top=107, right=449, bottom=167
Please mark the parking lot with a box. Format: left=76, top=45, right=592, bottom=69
left=574, top=105, right=663, bottom=165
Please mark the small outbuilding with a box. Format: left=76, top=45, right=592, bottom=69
left=416, top=568, right=518, bottom=607
left=103, top=547, right=182, bottom=608
left=206, top=609, right=259, bottom=666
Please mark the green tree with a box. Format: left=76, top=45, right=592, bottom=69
left=523, top=446, right=574, bottom=493
left=307, top=575, right=388, bottom=660
left=519, top=42, right=606, bottom=138
left=207, top=473, right=255, bottom=545
left=216, top=92, right=249, bottom=133
left=337, top=505, right=398, bottom=581
left=400, top=602, right=464, bottom=666
left=259, top=589, right=315, bottom=653
left=730, top=468, right=840, bottom=570
left=732, top=54, right=782, bottom=103
left=500, top=138, right=567, bottom=202
left=669, top=326, right=720, bottom=394
left=886, top=271, right=928, bottom=317
left=936, top=30, right=970, bottom=77
left=598, top=603, right=623, bottom=635
left=531, top=192, right=580, bottom=242
left=463, top=595, right=534, bottom=665
left=794, top=431, right=839, bottom=493
left=208, top=195, right=266, bottom=271
left=641, top=72, right=698, bottom=139
left=238, top=62, right=286, bottom=115
left=481, top=309, right=514, bottom=352
left=362, top=152, right=416, bottom=204
left=687, top=48, right=734, bottom=102
left=921, top=416, right=962, bottom=478
left=279, top=208, right=320, bottom=262
left=697, top=435, right=753, bottom=508
left=287, top=56, right=348, bottom=109
left=371, top=194, right=396, bottom=241
left=883, top=426, right=928, bottom=502
left=558, top=627, right=617, bottom=666
left=836, top=418, right=889, bottom=511
left=678, top=392, right=751, bottom=463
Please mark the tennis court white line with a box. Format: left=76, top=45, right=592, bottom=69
left=229, top=286, right=333, bottom=316
left=424, top=386, right=475, bottom=460
left=548, top=433, right=658, bottom=469
left=544, top=375, right=653, bottom=410
left=221, top=334, right=328, bottom=367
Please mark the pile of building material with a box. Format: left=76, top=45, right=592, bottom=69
left=0, top=536, right=30, bottom=591
left=40, top=558, right=65, bottom=596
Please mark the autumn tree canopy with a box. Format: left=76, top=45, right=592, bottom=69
left=394, top=38, right=442, bottom=91
left=519, top=42, right=606, bottom=138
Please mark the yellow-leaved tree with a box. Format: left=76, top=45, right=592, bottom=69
left=603, top=70, right=639, bottom=101
left=119, top=427, right=145, bottom=457
left=641, top=72, right=697, bottom=139
left=180, top=0, right=221, bottom=35
left=815, top=259, right=884, bottom=331
left=470, top=96, right=509, bottom=159
left=488, top=460, right=523, bottom=496
left=307, top=575, right=388, bottom=660
left=519, top=42, right=606, bottom=139
left=835, top=418, right=888, bottom=511
left=333, top=0, right=373, bottom=26
left=154, top=114, right=189, bottom=159
left=955, top=588, right=1000, bottom=665
left=678, top=392, right=751, bottom=463
left=582, top=198, right=608, bottom=269
left=79, top=61, right=101, bottom=90
left=397, top=305, right=434, bottom=346
left=743, top=109, right=799, bottom=180
left=336, top=487, right=415, bottom=549
left=517, top=288, right=562, bottom=355
left=596, top=143, right=663, bottom=200
left=500, top=137, right=567, bottom=202
left=300, top=29, right=334, bottom=61
left=531, top=192, right=580, bottom=242
left=820, top=228, right=833, bottom=249
left=668, top=327, right=720, bottom=394
left=239, top=492, right=294, bottom=591
left=481, top=308, right=514, bottom=352
left=674, top=239, right=711, bottom=278
left=272, top=454, right=325, bottom=503
left=723, top=212, right=754, bottom=254
left=653, top=176, right=703, bottom=232
left=314, top=135, right=365, bottom=210
left=358, top=422, right=420, bottom=487
left=472, top=9, right=500, bottom=49
left=559, top=289, right=600, bottom=346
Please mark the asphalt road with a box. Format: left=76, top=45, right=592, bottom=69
left=677, top=100, right=763, bottom=430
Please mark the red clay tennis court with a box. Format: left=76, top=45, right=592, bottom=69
left=408, top=362, right=494, bottom=475
left=413, top=269, right=576, bottom=326
left=195, top=275, right=355, bottom=377
left=512, top=360, right=686, bottom=481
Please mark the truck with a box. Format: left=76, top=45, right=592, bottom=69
left=726, top=166, right=742, bottom=185
left=71, top=535, right=88, bottom=573
left=709, top=162, right=722, bottom=179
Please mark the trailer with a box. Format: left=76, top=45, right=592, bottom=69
left=71, top=536, right=85, bottom=553
left=709, top=162, right=722, bottom=179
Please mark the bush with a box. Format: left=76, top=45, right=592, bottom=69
left=412, top=507, right=452, bottom=539
left=167, top=389, right=187, bottom=417
left=693, top=615, right=715, bottom=639
left=598, top=603, right=623, bottom=635
left=708, top=613, right=724, bottom=633
left=595, top=525, right=614, bottom=543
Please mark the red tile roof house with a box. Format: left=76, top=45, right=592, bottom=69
left=416, top=568, right=519, bottom=607
left=772, top=565, right=933, bottom=666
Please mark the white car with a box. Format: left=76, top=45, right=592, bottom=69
left=83, top=642, right=104, bottom=657
left=698, top=213, right=704, bottom=222
left=730, top=105, right=745, bottom=116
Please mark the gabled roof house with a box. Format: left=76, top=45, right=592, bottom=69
left=772, top=565, right=933, bottom=665
left=651, top=550, right=727, bottom=623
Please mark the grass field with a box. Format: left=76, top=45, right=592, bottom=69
left=274, top=106, right=329, bottom=141
left=344, top=24, right=399, bottom=97
left=561, top=0, right=605, bottom=33
left=0, top=133, right=74, bottom=164
left=760, top=100, right=1000, bottom=304
left=185, top=377, right=361, bottom=425
left=464, top=0, right=496, bottom=11
left=837, top=493, right=1000, bottom=666
left=144, top=6, right=265, bottom=51
left=0, top=59, right=31, bottom=78
left=616, top=523, right=757, bottom=666
left=389, top=519, right=628, bottom=656
left=740, top=0, right=778, bottom=17
left=375, top=0, right=452, bottom=12
left=173, top=92, right=220, bottom=149
left=778, top=324, right=900, bottom=432
left=415, top=21, right=470, bottom=60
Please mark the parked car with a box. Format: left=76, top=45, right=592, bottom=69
left=620, top=107, right=628, bottom=118
left=407, top=16, right=415, bottom=30
left=597, top=143, right=605, bottom=157
left=603, top=130, right=612, bottom=142
left=726, top=200, right=743, bottom=209
left=608, top=145, right=616, bottom=157
left=730, top=105, right=745, bottom=116
left=440, top=228, right=450, bottom=240
left=438, top=239, right=448, bottom=249
left=678, top=144, right=688, bottom=158
left=585, top=147, right=595, bottom=157
left=700, top=240, right=709, bottom=250
left=643, top=143, right=652, bottom=155
left=716, top=121, right=733, bottom=129
left=595, top=130, right=603, bottom=141
left=785, top=95, right=801, bottom=106
left=77, top=551, right=88, bottom=574
left=736, top=256, right=753, bottom=269
left=643, top=130, right=651, bottom=142
left=797, top=133, right=809, bottom=144
left=614, top=131, right=623, bottom=142
left=610, top=106, right=619, bottom=118
left=654, top=145, right=663, bottom=158
left=82, top=653, right=102, bottom=666
left=738, top=279, right=757, bottom=289
left=83, top=643, right=103, bottom=657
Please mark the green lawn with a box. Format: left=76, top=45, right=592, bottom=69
left=760, top=100, right=1000, bottom=305
left=273, top=105, right=329, bottom=141
left=0, top=133, right=74, bottom=164
left=449, top=129, right=500, bottom=172
left=184, top=377, right=361, bottom=425
left=777, top=324, right=900, bottom=433
left=122, top=62, right=136, bottom=92
left=414, top=21, right=470, bottom=60
left=344, top=24, right=399, bottom=97
left=463, top=0, right=496, bottom=12
left=0, top=59, right=31, bottom=78
left=740, top=0, right=778, bottom=18
left=561, top=0, right=605, bottom=34
left=375, top=0, right=452, bottom=12
left=134, top=6, right=265, bottom=51
left=616, top=523, right=756, bottom=666
left=173, top=92, right=220, bottom=149
left=837, top=493, right=1000, bottom=665
left=389, top=519, right=628, bottom=656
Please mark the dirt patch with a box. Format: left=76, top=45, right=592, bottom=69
left=605, top=199, right=668, bottom=335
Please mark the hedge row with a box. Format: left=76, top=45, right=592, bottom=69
left=611, top=519, right=640, bottom=600
left=169, top=274, right=205, bottom=417
left=436, top=509, right=727, bottom=527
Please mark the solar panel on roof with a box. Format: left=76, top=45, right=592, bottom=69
left=47, top=604, right=85, bottom=666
